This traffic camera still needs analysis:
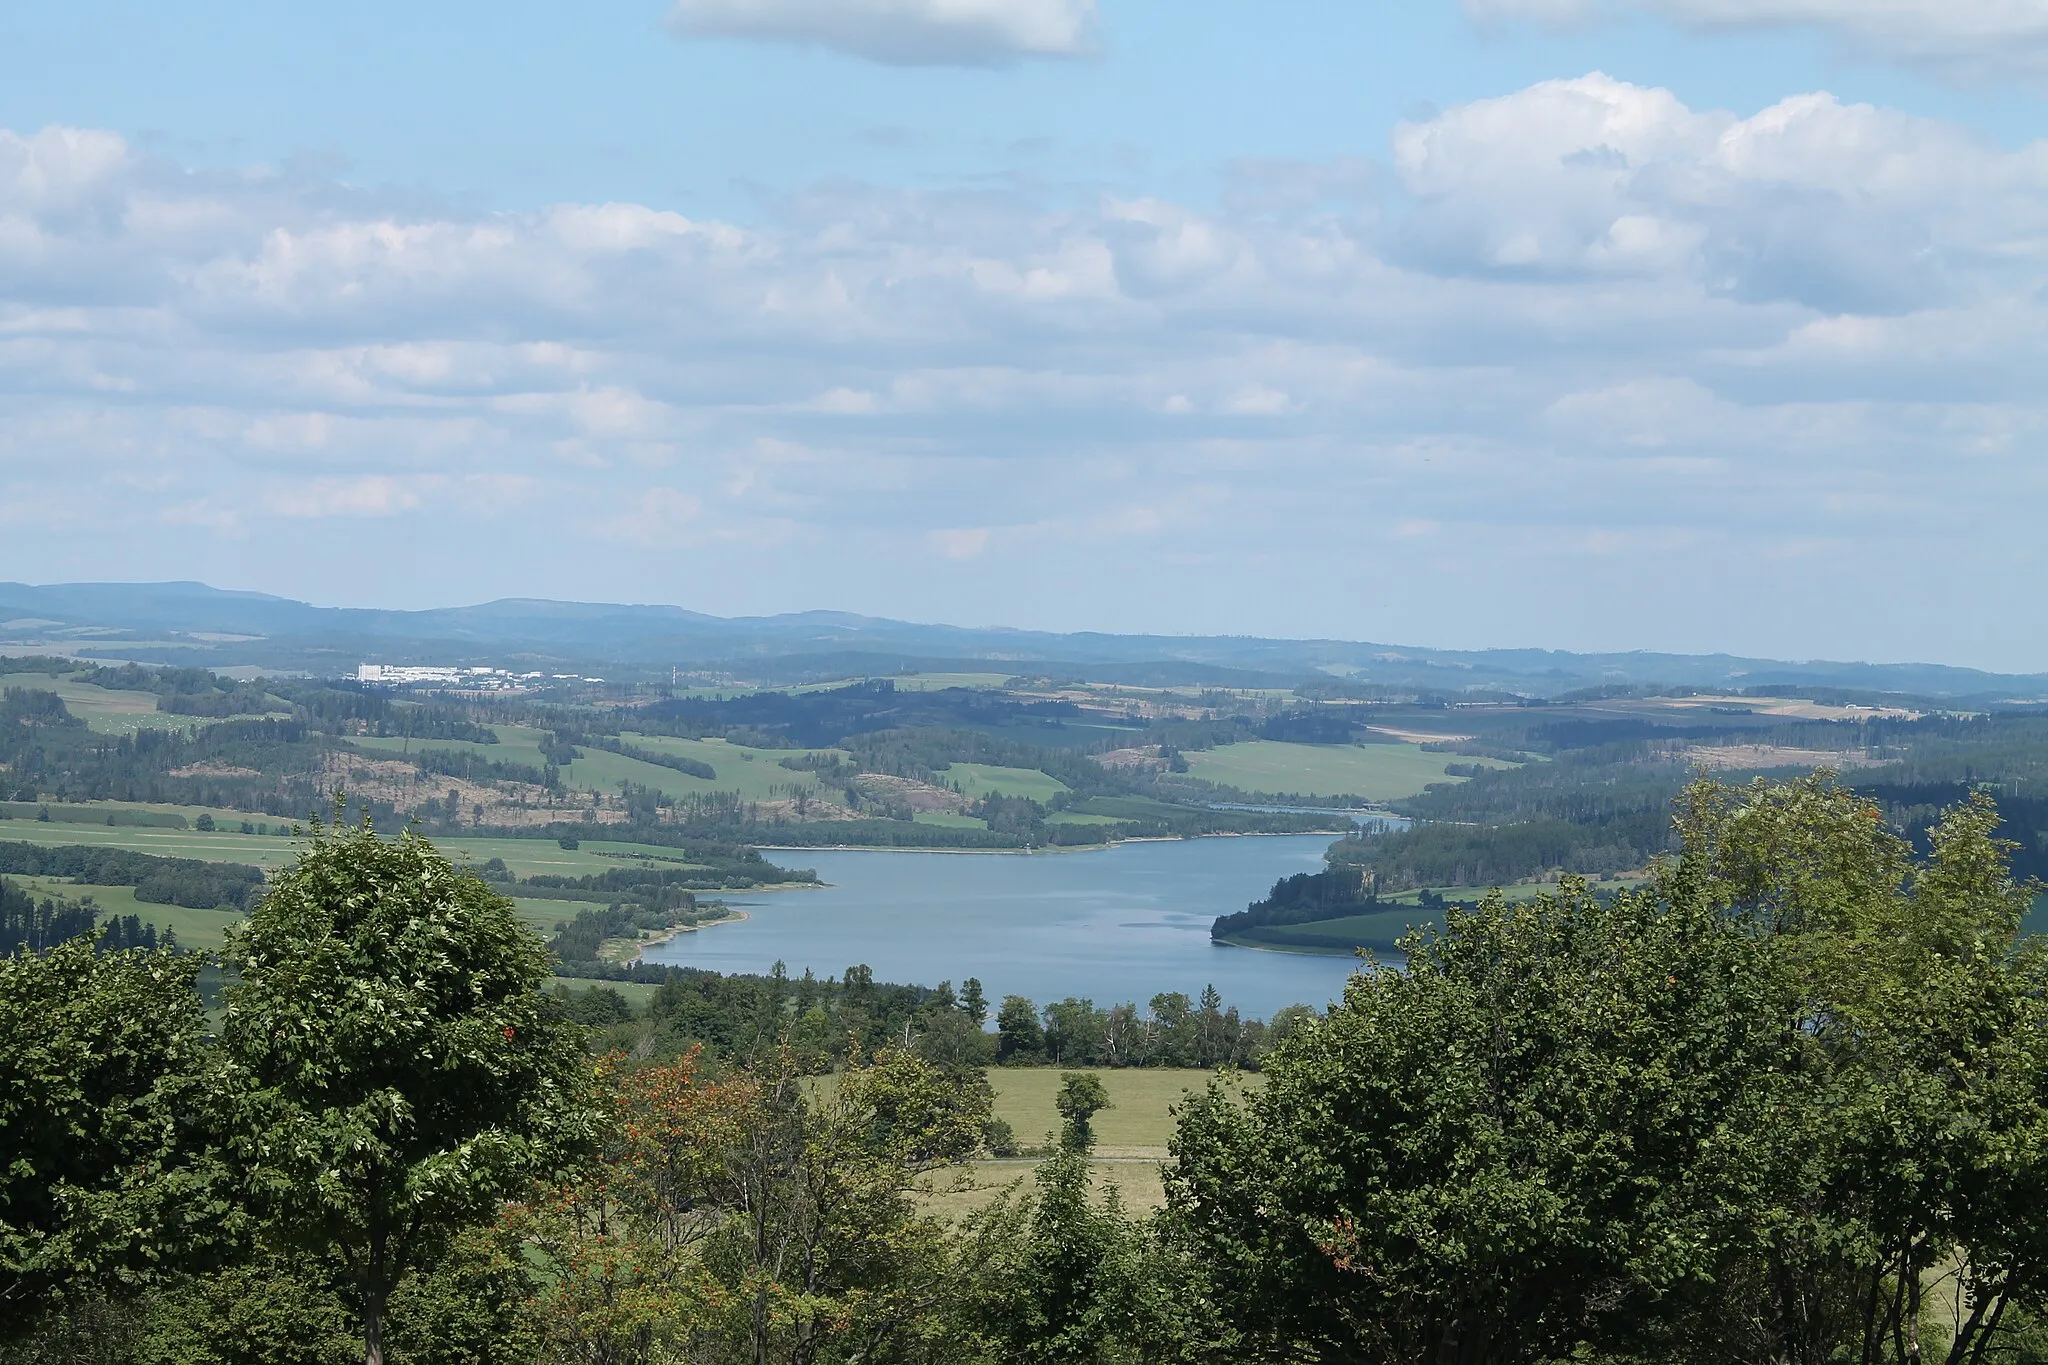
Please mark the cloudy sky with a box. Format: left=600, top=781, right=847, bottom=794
left=3, top=1, right=2046, bottom=669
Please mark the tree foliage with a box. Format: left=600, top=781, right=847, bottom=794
left=218, top=814, right=599, bottom=1364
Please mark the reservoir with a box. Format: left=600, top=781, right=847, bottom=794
left=641, top=834, right=1371, bottom=1020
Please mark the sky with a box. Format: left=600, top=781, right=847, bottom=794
left=2, top=1, right=2046, bottom=670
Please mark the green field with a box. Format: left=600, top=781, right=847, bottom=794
left=1, top=672, right=212, bottom=735
left=885, top=673, right=1015, bottom=692
left=941, top=762, right=1068, bottom=803
left=512, top=896, right=619, bottom=934
left=615, top=735, right=844, bottom=803
left=1184, top=740, right=1514, bottom=802
left=922, top=1068, right=1260, bottom=1217
left=1060, top=796, right=1198, bottom=823
left=913, top=811, right=989, bottom=830
left=4, top=877, right=247, bottom=950
left=988, top=1067, right=1244, bottom=1154
left=549, top=977, right=667, bottom=1009
left=356, top=723, right=847, bottom=805
left=0, top=819, right=307, bottom=866
left=0, top=816, right=778, bottom=881
left=350, top=723, right=551, bottom=769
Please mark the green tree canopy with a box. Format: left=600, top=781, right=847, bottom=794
left=1167, top=774, right=2048, bottom=1365
left=0, top=938, right=221, bottom=1331
left=1053, top=1073, right=1112, bottom=1154
left=218, top=813, right=597, bottom=1365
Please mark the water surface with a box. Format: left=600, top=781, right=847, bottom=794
left=642, top=836, right=1364, bottom=1020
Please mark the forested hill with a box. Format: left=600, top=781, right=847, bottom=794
left=6, top=579, right=2046, bottom=697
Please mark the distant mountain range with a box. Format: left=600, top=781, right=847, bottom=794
left=2, top=580, right=2043, bottom=701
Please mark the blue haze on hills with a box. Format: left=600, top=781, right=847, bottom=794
left=1, top=580, right=2040, bottom=701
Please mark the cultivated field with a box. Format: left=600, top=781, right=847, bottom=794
left=1184, top=740, right=1514, bottom=802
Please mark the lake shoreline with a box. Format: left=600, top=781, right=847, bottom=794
left=758, top=828, right=1350, bottom=857
left=622, top=906, right=751, bottom=961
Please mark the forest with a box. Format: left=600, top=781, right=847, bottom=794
left=4, top=774, right=2046, bottom=1364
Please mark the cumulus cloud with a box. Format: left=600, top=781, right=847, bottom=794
left=4, top=79, right=2048, bottom=662
left=667, top=0, right=1096, bottom=65
left=1466, top=0, right=2048, bottom=84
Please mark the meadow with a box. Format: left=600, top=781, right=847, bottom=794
left=923, top=1068, right=1262, bottom=1217
left=359, top=727, right=853, bottom=807
left=5, top=876, right=246, bottom=951
left=1184, top=740, right=1515, bottom=803
left=940, top=762, right=1069, bottom=803
left=0, top=814, right=777, bottom=881
left=350, top=722, right=551, bottom=769
left=615, top=734, right=846, bottom=803
left=0, top=672, right=211, bottom=735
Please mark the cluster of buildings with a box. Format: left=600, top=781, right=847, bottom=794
left=353, top=664, right=605, bottom=691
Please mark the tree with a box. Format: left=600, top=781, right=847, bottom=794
left=1053, top=1073, right=1112, bottom=1153
left=1167, top=833, right=1791, bottom=1362
left=0, top=938, right=221, bottom=1335
left=1166, top=774, right=2048, bottom=1365
left=218, top=813, right=598, bottom=1365
left=1663, top=776, right=2048, bottom=1365
left=959, top=977, right=988, bottom=1028
left=693, top=1045, right=992, bottom=1362
left=996, top=995, right=1044, bottom=1064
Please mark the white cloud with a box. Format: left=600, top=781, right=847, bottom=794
left=667, top=0, right=1096, bottom=65
left=1466, top=0, right=2048, bottom=84
left=265, top=476, right=428, bottom=519
left=4, top=81, right=2048, bottom=663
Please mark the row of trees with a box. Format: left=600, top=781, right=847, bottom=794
left=6, top=776, right=2047, bottom=1364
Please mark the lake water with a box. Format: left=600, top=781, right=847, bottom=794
left=641, top=835, right=1365, bottom=1020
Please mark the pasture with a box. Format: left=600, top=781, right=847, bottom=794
left=350, top=722, right=552, bottom=769
left=0, top=814, right=776, bottom=882
left=615, top=735, right=846, bottom=804
left=1, top=671, right=211, bottom=735
left=912, top=811, right=989, bottom=830
left=4, top=877, right=246, bottom=951
left=1184, top=740, right=1515, bottom=803
left=941, top=762, right=1068, bottom=804
left=987, top=1066, right=1243, bottom=1155
left=923, top=1068, right=1261, bottom=1217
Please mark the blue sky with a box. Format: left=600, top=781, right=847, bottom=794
left=2, top=1, right=2046, bottom=668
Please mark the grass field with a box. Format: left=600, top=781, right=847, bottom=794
left=549, top=977, right=667, bottom=1009
left=351, top=723, right=551, bottom=770
left=913, top=811, right=989, bottom=829
left=1061, top=796, right=1198, bottom=822
left=1184, top=740, right=1515, bottom=802
left=987, top=1067, right=1242, bottom=1154
left=941, top=762, right=1068, bottom=803
left=0, top=816, right=779, bottom=881
left=4, top=876, right=247, bottom=950
left=920, top=1160, right=1168, bottom=1221
left=924, top=1068, right=1260, bottom=1217
left=885, top=673, right=1015, bottom=692
left=0, top=819, right=307, bottom=866
left=2, top=672, right=213, bottom=735
left=511, top=896, right=618, bottom=934
left=616, top=735, right=845, bottom=804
